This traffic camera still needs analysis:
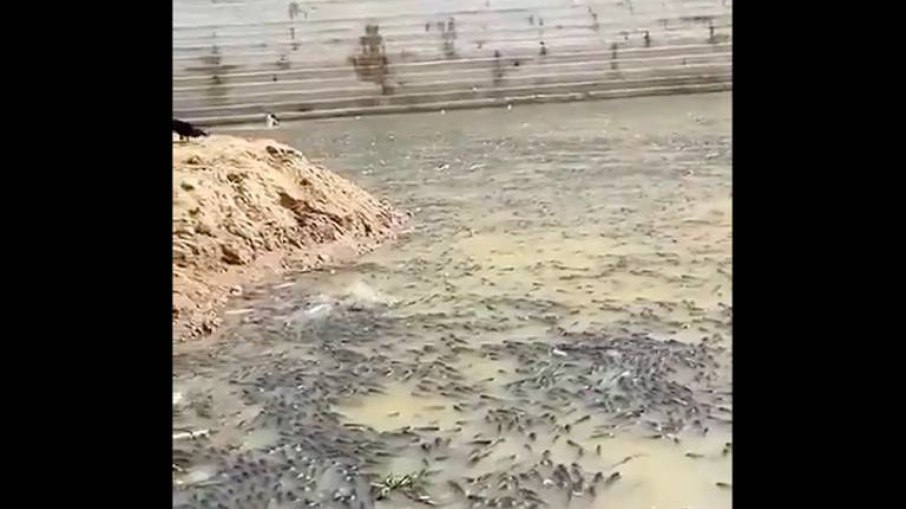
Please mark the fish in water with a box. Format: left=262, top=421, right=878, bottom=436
left=266, top=112, right=280, bottom=128
left=172, top=119, right=208, bottom=140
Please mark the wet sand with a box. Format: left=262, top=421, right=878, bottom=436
left=174, top=92, right=732, bottom=509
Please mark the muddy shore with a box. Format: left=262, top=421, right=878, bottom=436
left=173, top=94, right=732, bottom=509
left=172, top=135, right=408, bottom=341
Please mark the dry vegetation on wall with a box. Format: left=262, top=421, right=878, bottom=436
left=172, top=135, right=408, bottom=341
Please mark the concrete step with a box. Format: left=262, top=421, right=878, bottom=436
left=175, top=71, right=731, bottom=118
left=172, top=12, right=731, bottom=50
left=173, top=40, right=731, bottom=82
left=173, top=61, right=730, bottom=108
left=173, top=51, right=730, bottom=99
left=173, top=40, right=730, bottom=84
left=187, top=81, right=732, bottom=127
left=172, top=18, right=732, bottom=62
left=173, top=31, right=732, bottom=75
left=174, top=1, right=729, bottom=35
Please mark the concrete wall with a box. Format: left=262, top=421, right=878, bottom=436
left=174, top=0, right=732, bottom=125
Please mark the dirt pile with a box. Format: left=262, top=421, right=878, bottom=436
left=173, top=135, right=407, bottom=341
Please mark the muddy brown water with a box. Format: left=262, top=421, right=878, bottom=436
left=174, top=92, right=731, bottom=509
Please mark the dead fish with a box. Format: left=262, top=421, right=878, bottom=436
left=469, top=449, right=494, bottom=464
left=609, top=455, right=643, bottom=469
left=715, top=481, right=731, bottom=489
left=540, top=450, right=553, bottom=467
left=685, top=452, right=705, bottom=459
left=497, top=454, right=518, bottom=464
left=447, top=480, right=466, bottom=496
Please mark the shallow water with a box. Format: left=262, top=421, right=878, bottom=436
left=174, top=93, right=732, bottom=509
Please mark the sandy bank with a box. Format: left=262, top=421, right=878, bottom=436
left=172, top=135, right=407, bottom=341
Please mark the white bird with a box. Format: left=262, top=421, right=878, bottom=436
left=265, top=112, right=280, bottom=128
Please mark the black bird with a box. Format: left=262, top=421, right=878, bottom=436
left=173, top=119, right=208, bottom=141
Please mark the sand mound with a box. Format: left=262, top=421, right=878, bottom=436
left=173, top=135, right=407, bottom=341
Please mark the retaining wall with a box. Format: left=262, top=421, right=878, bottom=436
left=173, top=0, right=732, bottom=125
